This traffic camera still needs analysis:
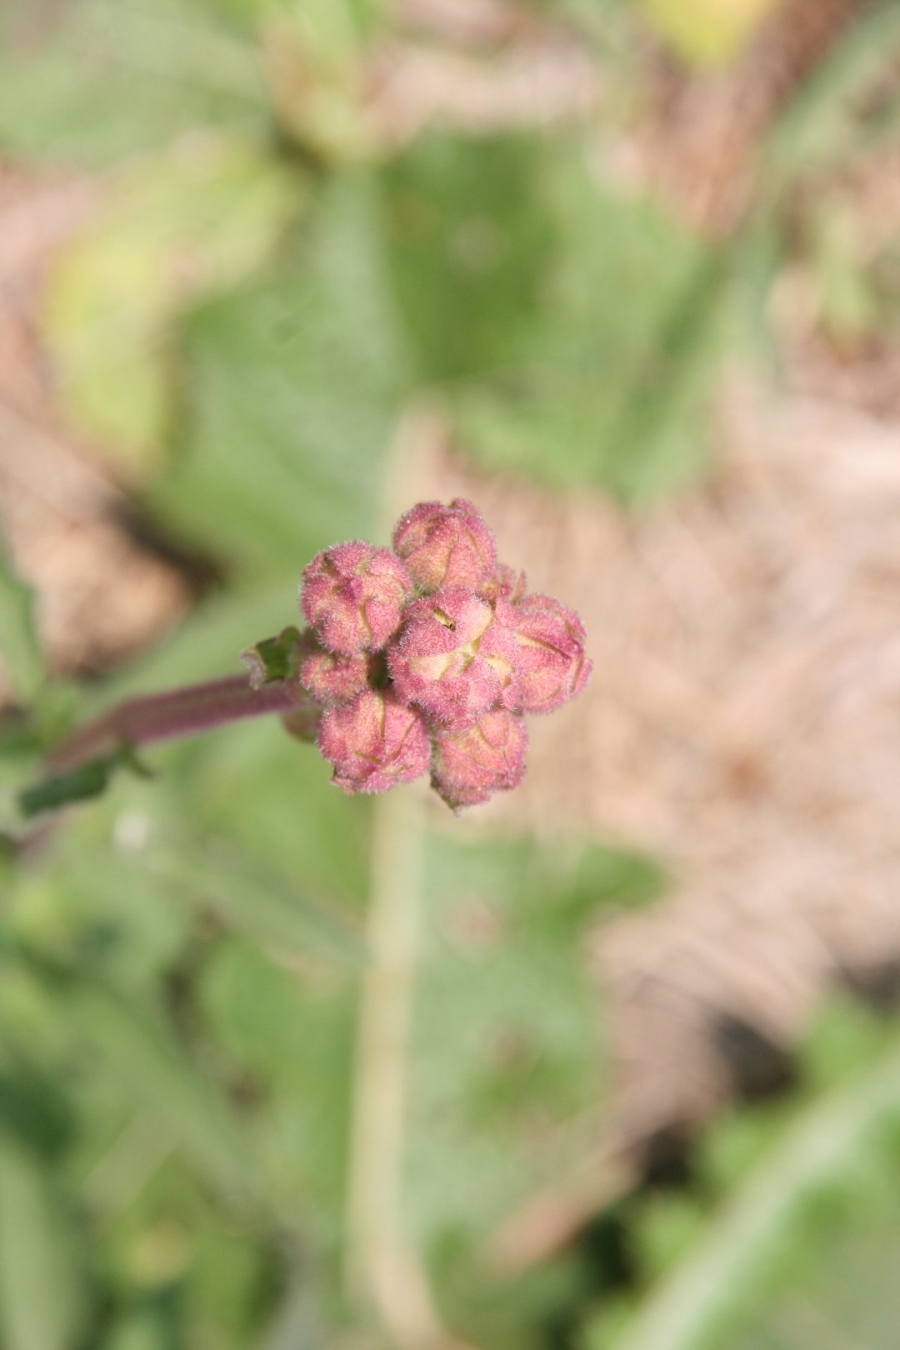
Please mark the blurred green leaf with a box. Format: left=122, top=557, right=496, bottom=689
left=0, top=1056, right=75, bottom=1161
left=406, top=834, right=662, bottom=1253
left=634, top=1194, right=707, bottom=1283
left=257, top=1272, right=334, bottom=1350
left=442, top=1241, right=591, bottom=1350
left=559, top=841, right=667, bottom=925
left=729, top=1221, right=900, bottom=1350
left=454, top=166, right=724, bottom=501
left=18, top=752, right=131, bottom=820
left=261, top=0, right=383, bottom=164
left=382, top=135, right=557, bottom=382
left=768, top=2, right=900, bottom=182
left=800, top=996, right=890, bottom=1089
left=164, top=715, right=372, bottom=907
left=287, top=0, right=378, bottom=59
left=186, top=1219, right=276, bottom=1346
left=0, top=540, right=42, bottom=703
left=169, top=843, right=367, bottom=963
left=241, top=626, right=305, bottom=686
left=0, top=0, right=267, bottom=167
left=30, top=968, right=252, bottom=1202
left=700, top=1103, right=795, bottom=1194
left=611, top=1027, right=900, bottom=1350
left=200, top=938, right=355, bottom=1222
left=0, top=1132, right=85, bottom=1350
left=43, top=134, right=302, bottom=470
left=147, top=169, right=412, bottom=579
left=18, top=741, right=153, bottom=821
left=381, top=137, right=721, bottom=499
left=101, top=1310, right=171, bottom=1350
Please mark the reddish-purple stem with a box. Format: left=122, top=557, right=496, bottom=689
left=50, top=675, right=311, bottom=773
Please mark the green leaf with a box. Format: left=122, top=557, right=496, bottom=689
left=241, top=627, right=305, bottom=688
left=18, top=756, right=120, bottom=819
left=381, top=135, right=558, bottom=382
left=379, top=137, right=721, bottom=499
left=767, top=3, right=900, bottom=182
left=18, top=745, right=150, bottom=819
left=201, top=937, right=356, bottom=1222
left=453, top=158, right=724, bottom=501
left=406, top=834, right=661, bottom=1250
left=168, top=843, right=367, bottom=964
left=0, top=1057, right=75, bottom=1161
left=147, top=170, right=413, bottom=578
left=730, top=1221, right=900, bottom=1350
left=611, top=1028, right=900, bottom=1350
left=29, top=967, right=252, bottom=1203
left=261, top=0, right=383, bottom=164
left=0, top=1132, right=85, bottom=1350
left=635, top=1195, right=707, bottom=1283
left=42, top=134, right=303, bottom=471
left=100, top=1311, right=171, bottom=1350
left=0, top=538, right=42, bottom=702
left=0, top=0, right=267, bottom=168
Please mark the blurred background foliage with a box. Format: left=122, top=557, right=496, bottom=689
left=2, top=0, right=900, bottom=1346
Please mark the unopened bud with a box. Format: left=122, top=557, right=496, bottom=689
left=281, top=704, right=322, bottom=743
left=431, top=709, right=528, bottom=810
left=301, top=542, right=413, bottom=655
left=278, top=656, right=324, bottom=742
left=388, top=587, right=520, bottom=729
left=480, top=563, right=527, bottom=605
left=512, top=595, right=592, bottom=713
left=318, top=689, right=431, bottom=794
left=392, top=498, right=496, bottom=594
left=299, top=637, right=369, bottom=706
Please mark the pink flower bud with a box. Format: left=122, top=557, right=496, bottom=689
left=301, top=542, right=413, bottom=655
left=431, top=708, right=528, bottom=810
left=480, top=562, right=527, bottom=605
left=318, top=689, right=431, bottom=794
left=512, top=595, right=593, bottom=713
left=277, top=649, right=324, bottom=740
left=387, top=587, right=520, bottom=729
left=281, top=704, right=322, bottom=743
left=299, top=639, right=369, bottom=706
left=392, top=498, right=497, bottom=594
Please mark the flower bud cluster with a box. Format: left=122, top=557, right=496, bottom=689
left=294, top=500, right=591, bottom=810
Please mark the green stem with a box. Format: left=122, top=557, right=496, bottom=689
left=344, top=788, right=445, bottom=1345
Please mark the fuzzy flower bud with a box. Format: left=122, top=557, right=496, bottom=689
left=392, top=498, right=497, bottom=594
left=281, top=703, right=322, bottom=744
left=388, top=587, right=520, bottom=729
left=431, top=709, right=528, bottom=810
left=301, top=542, right=413, bottom=655
left=512, top=595, right=593, bottom=714
left=480, top=562, right=527, bottom=605
left=318, top=689, right=431, bottom=794
left=299, top=636, right=369, bottom=707
left=280, top=498, right=590, bottom=809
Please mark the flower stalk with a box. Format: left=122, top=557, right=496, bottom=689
left=48, top=675, right=312, bottom=774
